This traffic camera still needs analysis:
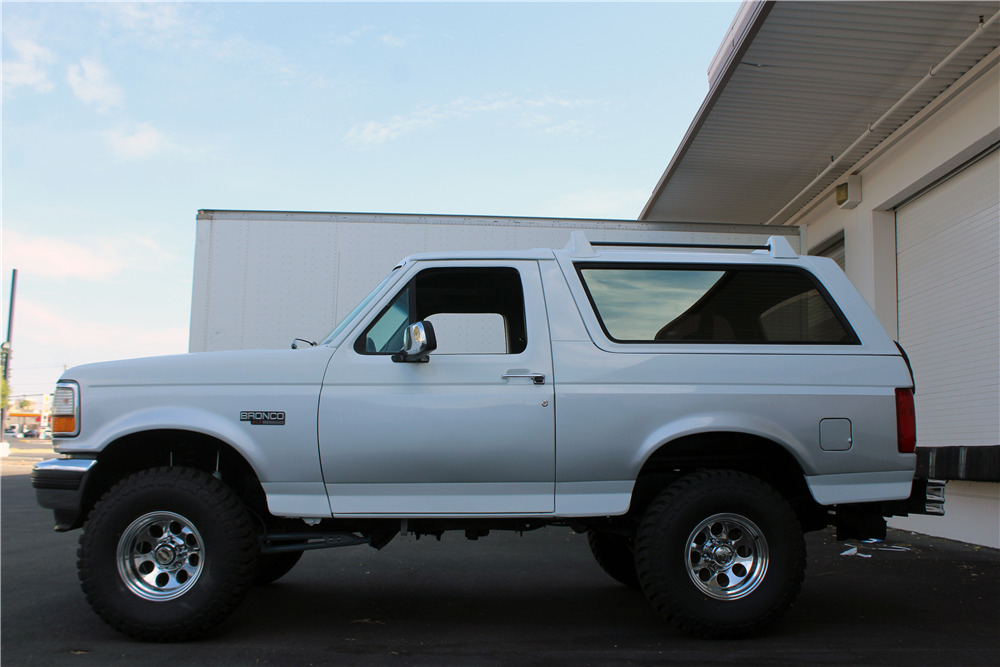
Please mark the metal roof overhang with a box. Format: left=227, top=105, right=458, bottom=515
left=639, top=1, right=1000, bottom=226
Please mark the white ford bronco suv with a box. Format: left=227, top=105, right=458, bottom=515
left=33, top=233, right=942, bottom=640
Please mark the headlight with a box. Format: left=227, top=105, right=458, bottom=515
left=52, top=381, right=80, bottom=437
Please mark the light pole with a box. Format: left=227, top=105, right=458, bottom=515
left=2, top=269, right=17, bottom=438
left=1, top=341, right=10, bottom=437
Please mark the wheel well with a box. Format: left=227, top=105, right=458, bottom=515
left=82, top=430, right=268, bottom=526
left=632, top=432, right=827, bottom=532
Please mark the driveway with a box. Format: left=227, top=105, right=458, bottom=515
left=3, top=451, right=998, bottom=666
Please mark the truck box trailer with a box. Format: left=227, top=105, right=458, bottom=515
left=189, top=210, right=801, bottom=353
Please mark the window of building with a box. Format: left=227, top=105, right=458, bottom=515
left=814, top=232, right=846, bottom=270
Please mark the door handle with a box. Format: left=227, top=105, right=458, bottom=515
left=501, top=373, right=546, bottom=385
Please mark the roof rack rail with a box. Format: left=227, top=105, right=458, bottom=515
left=566, top=233, right=798, bottom=259
left=590, top=241, right=767, bottom=251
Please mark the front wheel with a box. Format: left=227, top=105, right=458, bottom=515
left=635, top=470, right=806, bottom=638
left=78, top=467, right=259, bottom=641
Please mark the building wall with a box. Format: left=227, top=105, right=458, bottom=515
left=792, top=58, right=999, bottom=548
left=798, top=57, right=999, bottom=328
left=892, top=481, right=999, bottom=547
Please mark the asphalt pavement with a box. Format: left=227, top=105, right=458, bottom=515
left=2, top=444, right=998, bottom=666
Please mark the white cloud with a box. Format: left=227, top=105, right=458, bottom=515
left=346, top=96, right=598, bottom=147
left=346, top=115, right=432, bottom=146
left=379, top=33, right=407, bottom=48
left=2, top=231, right=188, bottom=395
left=18, top=300, right=188, bottom=359
left=517, top=113, right=595, bottom=136
left=106, top=123, right=168, bottom=160
left=329, top=27, right=364, bottom=46
left=328, top=25, right=409, bottom=48
left=2, top=37, right=56, bottom=95
left=67, top=57, right=124, bottom=113
left=1, top=229, right=175, bottom=282
left=9, top=300, right=189, bottom=396
left=103, top=3, right=184, bottom=34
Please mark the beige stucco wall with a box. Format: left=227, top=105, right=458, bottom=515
left=792, top=57, right=999, bottom=548
left=796, top=56, right=999, bottom=329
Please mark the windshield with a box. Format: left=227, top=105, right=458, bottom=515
left=319, top=267, right=401, bottom=345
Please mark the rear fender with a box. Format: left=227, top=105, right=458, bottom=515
left=633, top=412, right=809, bottom=474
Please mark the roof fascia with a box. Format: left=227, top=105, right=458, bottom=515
left=784, top=47, right=1000, bottom=225
left=638, top=1, right=774, bottom=221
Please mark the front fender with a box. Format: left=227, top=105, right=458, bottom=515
left=58, top=405, right=266, bottom=469
left=56, top=402, right=332, bottom=519
left=55, top=402, right=322, bottom=487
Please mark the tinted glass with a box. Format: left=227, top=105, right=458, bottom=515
left=578, top=265, right=856, bottom=344
left=357, top=267, right=527, bottom=355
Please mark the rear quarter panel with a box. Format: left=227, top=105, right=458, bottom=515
left=547, top=249, right=915, bottom=513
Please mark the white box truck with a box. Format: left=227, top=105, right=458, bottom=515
left=189, top=210, right=801, bottom=353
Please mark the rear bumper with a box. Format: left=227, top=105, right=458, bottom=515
left=806, top=470, right=915, bottom=505
left=31, top=458, right=96, bottom=531
left=834, top=478, right=945, bottom=540
left=901, top=478, right=946, bottom=516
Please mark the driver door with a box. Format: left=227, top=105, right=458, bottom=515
left=318, top=260, right=555, bottom=515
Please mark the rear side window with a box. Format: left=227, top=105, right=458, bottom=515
left=577, top=264, right=858, bottom=344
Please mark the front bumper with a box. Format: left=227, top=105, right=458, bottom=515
left=31, top=458, right=97, bottom=531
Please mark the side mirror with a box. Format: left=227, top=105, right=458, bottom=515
left=391, top=321, right=437, bottom=363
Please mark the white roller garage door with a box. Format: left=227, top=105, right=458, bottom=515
left=896, top=149, right=999, bottom=449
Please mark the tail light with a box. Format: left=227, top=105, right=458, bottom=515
left=895, top=388, right=916, bottom=454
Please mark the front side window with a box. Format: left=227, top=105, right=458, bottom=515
left=577, top=264, right=857, bottom=344
left=356, top=267, right=527, bottom=355
left=320, top=269, right=400, bottom=345
left=362, top=286, right=411, bottom=353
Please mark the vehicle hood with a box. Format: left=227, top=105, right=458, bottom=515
left=61, top=347, right=335, bottom=389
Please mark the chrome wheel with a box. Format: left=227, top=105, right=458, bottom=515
left=685, top=512, right=768, bottom=600
left=116, top=511, right=204, bottom=601
left=80, top=467, right=258, bottom=640
left=637, top=471, right=805, bottom=638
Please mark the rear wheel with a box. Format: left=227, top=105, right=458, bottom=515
left=78, top=467, right=258, bottom=641
left=635, top=470, right=805, bottom=638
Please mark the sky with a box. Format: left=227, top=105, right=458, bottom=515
left=1, top=0, right=738, bottom=401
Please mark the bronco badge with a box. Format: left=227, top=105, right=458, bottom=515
left=240, top=411, right=285, bottom=426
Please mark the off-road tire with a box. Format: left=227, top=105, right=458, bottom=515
left=587, top=530, right=640, bottom=589
left=77, top=467, right=258, bottom=641
left=635, top=470, right=806, bottom=639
